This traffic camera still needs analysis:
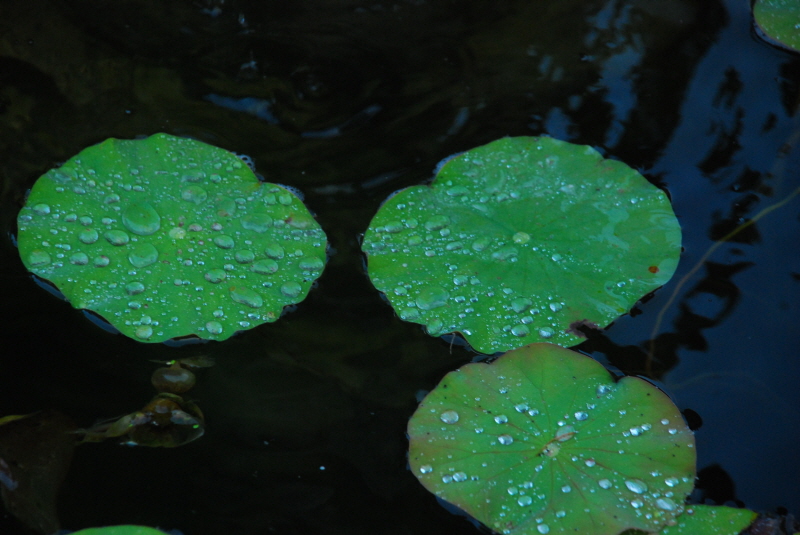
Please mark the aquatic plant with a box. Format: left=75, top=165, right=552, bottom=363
left=753, top=0, right=800, bottom=52
left=362, top=137, right=681, bottom=354
left=408, top=343, right=696, bottom=535
left=71, top=527, right=172, bottom=535
left=16, top=133, right=327, bottom=342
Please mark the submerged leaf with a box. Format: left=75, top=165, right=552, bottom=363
left=363, top=137, right=680, bottom=353
left=17, top=133, right=327, bottom=342
left=408, top=343, right=696, bottom=535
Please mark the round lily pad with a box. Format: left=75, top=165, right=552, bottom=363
left=17, top=134, right=327, bottom=342
left=754, top=0, right=800, bottom=53
left=362, top=137, right=681, bottom=354
left=658, top=505, right=757, bottom=535
left=408, top=343, right=696, bottom=535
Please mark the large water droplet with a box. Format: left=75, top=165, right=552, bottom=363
left=656, top=497, right=676, bottom=511
left=598, top=479, right=612, bottom=489
left=498, top=434, right=514, bottom=445
left=104, top=230, right=130, bottom=246
left=536, top=524, right=550, bottom=534
left=512, top=231, right=530, bottom=244
left=230, top=286, right=263, bottom=308
left=281, top=281, right=302, bottom=298
left=79, top=228, right=99, bottom=244
left=135, top=325, right=153, bottom=340
left=265, top=243, right=285, bottom=259
left=122, top=201, right=161, bottom=236
left=511, top=298, right=532, bottom=313
left=252, top=259, right=279, bottom=274
left=205, top=269, right=227, bottom=283
left=214, top=235, right=235, bottom=249
left=424, top=215, right=449, bottom=231
left=416, top=286, right=449, bottom=310
left=440, top=410, right=459, bottom=424
left=33, top=203, right=51, bottom=215
left=511, top=325, right=529, bottom=337
left=235, top=250, right=255, bottom=264
left=538, top=327, right=554, bottom=339
left=574, top=411, right=588, bottom=421
left=494, top=415, right=508, bottom=424
left=93, top=256, right=110, bottom=267
left=205, top=321, right=223, bottom=335
left=299, top=257, right=324, bottom=272
left=419, top=465, right=433, bottom=474
left=241, top=213, right=273, bottom=233
left=624, top=479, right=647, bottom=494
left=128, top=243, right=159, bottom=268
left=28, top=250, right=51, bottom=266
left=181, top=185, right=208, bottom=204
left=517, top=495, right=532, bottom=507
left=70, top=252, right=89, bottom=265
left=126, top=281, right=145, bottom=295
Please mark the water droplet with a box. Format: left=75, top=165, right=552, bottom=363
left=494, top=415, right=508, bottom=424
left=510, top=298, right=532, bottom=313
left=214, top=235, right=235, bottom=249
left=416, top=286, right=449, bottom=310
left=419, top=465, right=433, bottom=474
left=512, top=231, right=530, bottom=244
left=517, top=495, right=533, bottom=507
left=424, top=215, right=449, bottom=231
left=631, top=499, right=643, bottom=509
left=511, top=325, right=529, bottom=337
left=507, top=486, right=518, bottom=495
left=299, top=257, right=324, bottom=271
left=660, top=418, right=670, bottom=425
left=440, top=410, right=459, bottom=424
left=598, top=479, right=612, bottom=489
left=585, top=459, right=596, bottom=467
left=32, top=203, right=51, bottom=215
left=104, top=193, right=120, bottom=204
left=441, top=475, right=453, bottom=484
left=128, top=243, right=159, bottom=268
left=447, top=185, right=469, bottom=197
left=104, top=230, right=130, bottom=246
left=280, top=281, right=302, bottom=298
left=216, top=196, right=236, bottom=217
left=135, top=325, right=153, bottom=340
left=181, top=185, right=208, bottom=204
left=561, top=485, right=571, bottom=493
left=514, top=403, right=529, bottom=413
left=596, top=384, right=613, bottom=397
left=555, top=426, right=575, bottom=442
left=205, top=321, right=223, bottom=335
left=555, top=510, right=566, bottom=518
left=574, top=411, right=588, bottom=421
left=498, top=434, right=514, bottom=445
left=241, top=213, right=273, bottom=233
left=205, top=269, right=227, bottom=283
left=28, top=250, right=51, bottom=266
left=235, top=250, right=255, bottom=264
left=664, top=477, right=679, bottom=487
left=79, top=228, right=99, bottom=244
left=69, top=252, right=89, bottom=265
left=537, top=525, right=550, bottom=534
left=400, top=307, right=420, bottom=321
left=251, top=259, right=279, bottom=275
left=122, top=201, right=161, bottom=235
left=230, top=286, right=263, bottom=308
left=491, top=245, right=518, bottom=261
left=549, top=302, right=562, bottom=312
left=265, top=243, right=285, bottom=259
left=383, top=220, right=404, bottom=233
left=624, top=479, right=647, bottom=494
left=452, top=471, right=467, bottom=482
left=538, top=327, right=554, bottom=339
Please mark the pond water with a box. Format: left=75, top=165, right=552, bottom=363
left=1, top=0, right=798, bottom=533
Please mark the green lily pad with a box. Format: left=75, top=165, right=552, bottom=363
left=72, top=527, right=171, bottom=535
left=17, top=133, right=327, bottom=342
left=658, top=505, right=757, bottom=535
left=363, top=137, right=680, bottom=354
left=408, top=343, right=696, bottom=535
left=754, top=0, right=800, bottom=53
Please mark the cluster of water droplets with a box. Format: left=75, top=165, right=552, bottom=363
left=18, top=136, right=326, bottom=341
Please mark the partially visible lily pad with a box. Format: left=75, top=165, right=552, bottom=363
left=72, top=527, right=171, bottom=535
left=408, top=343, right=696, bottom=535
left=659, top=505, right=757, bottom=535
left=17, top=133, right=327, bottom=342
left=754, top=0, right=800, bottom=53
left=363, top=137, right=680, bottom=354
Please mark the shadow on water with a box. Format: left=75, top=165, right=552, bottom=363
left=1, top=0, right=799, bottom=533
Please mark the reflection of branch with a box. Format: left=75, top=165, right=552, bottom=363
left=646, top=131, right=800, bottom=373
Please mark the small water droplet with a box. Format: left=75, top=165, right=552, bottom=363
left=538, top=327, right=554, bottom=339
left=630, top=499, right=643, bottom=509
left=471, top=237, right=490, bottom=251
left=383, top=220, right=404, bottom=233
left=440, top=410, right=459, bottom=424
left=598, top=479, right=612, bottom=489
left=498, top=434, right=514, bottom=445
left=596, top=384, right=613, bottom=397
left=555, top=426, right=575, bottom=442
left=93, top=255, right=110, bottom=267
left=235, top=250, right=255, bottom=264
left=400, top=307, right=420, bottom=321
left=656, top=497, right=676, bottom=511
left=126, top=282, right=145, bottom=295
left=561, top=485, right=571, bottom=493
left=33, top=203, right=51, bottom=215
left=122, top=201, right=161, bottom=235
left=230, top=286, right=263, bottom=308
left=512, top=231, right=530, bottom=244
left=536, top=524, right=549, bottom=533
left=494, top=415, right=508, bottom=424
left=514, top=403, right=529, bottom=413
left=441, top=475, right=453, bottom=484
left=507, top=487, right=518, bottom=495
left=135, top=325, right=153, bottom=340
left=214, top=235, right=235, bottom=249
left=452, top=471, right=467, bottom=482
left=205, top=269, right=227, bottom=283
left=416, top=286, right=449, bottom=310
left=281, top=281, right=302, bottom=298
left=574, top=411, right=588, bottom=421
left=424, top=215, right=449, bottom=231
left=664, top=477, right=679, bottom=487
left=265, top=243, right=285, bottom=259
left=510, top=298, right=532, bottom=313
left=517, top=495, right=533, bottom=507
left=511, top=325, right=530, bottom=337
left=419, top=465, right=433, bottom=474
left=585, top=459, right=596, bottom=467
left=69, top=252, right=89, bottom=265
left=549, top=302, right=562, bottom=312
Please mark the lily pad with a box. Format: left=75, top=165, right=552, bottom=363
left=408, top=343, right=696, bottom=535
left=72, top=527, right=171, bottom=535
left=363, top=137, right=680, bottom=354
left=753, top=0, right=800, bottom=53
left=658, top=505, right=757, bottom=535
left=17, top=133, right=327, bottom=342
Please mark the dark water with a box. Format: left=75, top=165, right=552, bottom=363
left=1, top=0, right=799, bottom=533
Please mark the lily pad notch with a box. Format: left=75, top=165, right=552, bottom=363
left=17, top=133, right=328, bottom=342
left=363, top=136, right=681, bottom=354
